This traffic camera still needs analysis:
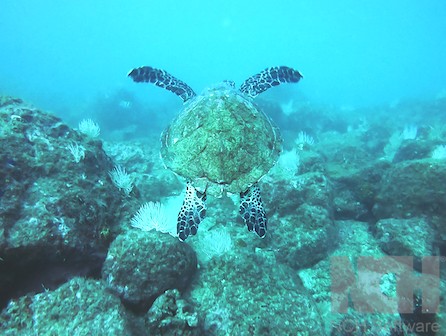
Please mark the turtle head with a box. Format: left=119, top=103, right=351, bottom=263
left=207, top=80, right=235, bottom=91
left=201, top=81, right=237, bottom=97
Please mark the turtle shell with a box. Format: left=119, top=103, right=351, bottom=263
left=160, top=84, right=282, bottom=196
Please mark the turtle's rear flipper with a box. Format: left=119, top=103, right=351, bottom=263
left=177, top=182, right=207, bottom=241
left=128, top=66, right=196, bottom=102
left=240, top=66, right=303, bottom=98
left=239, top=184, right=267, bottom=238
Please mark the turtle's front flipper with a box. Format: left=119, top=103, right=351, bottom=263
left=128, top=66, right=196, bottom=102
left=177, top=182, right=207, bottom=241
left=240, top=66, right=303, bottom=98
left=239, top=184, right=267, bottom=238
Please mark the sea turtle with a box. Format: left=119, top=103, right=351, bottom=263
left=128, top=66, right=302, bottom=241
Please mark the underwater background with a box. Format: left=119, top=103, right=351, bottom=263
left=1, top=1, right=446, bottom=335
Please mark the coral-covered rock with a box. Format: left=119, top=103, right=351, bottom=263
left=374, top=217, right=436, bottom=258
left=262, top=172, right=337, bottom=269
left=392, top=139, right=431, bottom=163
left=0, top=223, right=5, bottom=250
left=333, top=189, right=369, bottom=220
left=0, top=97, right=124, bottom=308
left=146, top=289, right=200, bottom=335
left=332, top=160, right=390, bottom=221
left=298, top=150, right=326, bottom=174
left=264, top=171, right=332, bottom=216
left=102, top=229, right=197, bottom=311
left=0, top=277, right=130, bottom=335
left=273, top=203, right=337, bottom=269
left=373, top=159, right=446, bottom=219
left=191, top=253, right=325, bottom=335
left=103, top=140, right=183, bottom=202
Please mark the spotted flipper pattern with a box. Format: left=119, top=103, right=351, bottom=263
left=177, top=182, right=207, bottom=241
left=128, top=66, right=196, bottom=102
left=240, top=66, right=303, bottom=98
left=239, top=184, right=267, bottom=238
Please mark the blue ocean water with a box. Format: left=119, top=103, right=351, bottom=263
left=1, top=0, right=446, bottom=114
